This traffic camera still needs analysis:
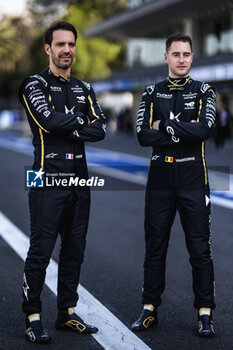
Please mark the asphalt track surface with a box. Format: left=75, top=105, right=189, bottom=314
left=0, top=131, right=233, bottom=350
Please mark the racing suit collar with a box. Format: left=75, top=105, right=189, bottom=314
left=166, top=76, right=191, bottom=89
left=47, top=67, right=70, bottom=83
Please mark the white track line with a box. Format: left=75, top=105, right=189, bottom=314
left=210, top=194, right=233, bottom=210
left=0, top=211, right=151, bottom=350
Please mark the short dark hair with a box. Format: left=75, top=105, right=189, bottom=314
left=166, top=33, right=192, bottom=52
left=44, top=21, right=77, bottom=46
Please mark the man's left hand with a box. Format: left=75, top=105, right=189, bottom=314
left=152, top=120, right=161, bottom=130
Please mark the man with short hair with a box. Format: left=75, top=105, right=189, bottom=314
left=19, top=21, right=106, bottom=343
left=132, top=34, right=216, bottom=337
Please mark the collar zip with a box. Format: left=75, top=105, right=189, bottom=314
left=167, top=76, right=190, bottom=87
left=47, top=68, right=70, bottom=83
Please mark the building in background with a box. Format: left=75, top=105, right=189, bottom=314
left=85, top=0, right=233, bottom=131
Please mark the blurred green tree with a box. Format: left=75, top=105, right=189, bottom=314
left=0, top=16, right=37, bottom=97
left=63, top=4, right=126, bottom=80
left=27, top=0, right=126, bottom=20
left=27, top=0, right=126, bottom=80
left=0, top=19, right=23, bottom=71
left=0, top=0, right=126, bottom=99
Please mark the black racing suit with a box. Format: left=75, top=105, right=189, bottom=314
left=136, top=76, right=216, bottom=310
left=19, top=68, right=106, bottom=314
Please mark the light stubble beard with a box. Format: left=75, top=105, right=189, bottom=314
left=55, top=57, right=74, bottom=70
left=51, top=51, right=74, bottom=71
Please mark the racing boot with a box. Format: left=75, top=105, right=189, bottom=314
left=131, top=304, right=157, bottom=332
left=198, top=308, right=215, bottom=337
left=55, top=307, right=98, bottom=334
left=25, top=313, right=51, bottom=343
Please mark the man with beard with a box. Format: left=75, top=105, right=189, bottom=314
left=19, top=22, right=106, bottom=343
left=132, top=34, right=216, bottom=337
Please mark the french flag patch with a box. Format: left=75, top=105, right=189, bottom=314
left=66, top=153, right=74, bottom=159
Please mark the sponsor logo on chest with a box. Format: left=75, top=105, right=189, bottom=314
left=50, top=86, right=62, bottom=92
left=184, top=101, right=195, bottom=110
left=71, top=85, right=84, bottom=93
left=76, top=95, right=86, bottom=103
left=156, top=93, right=172, bottom=99
left=183, top=92, right=197, bottom=100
